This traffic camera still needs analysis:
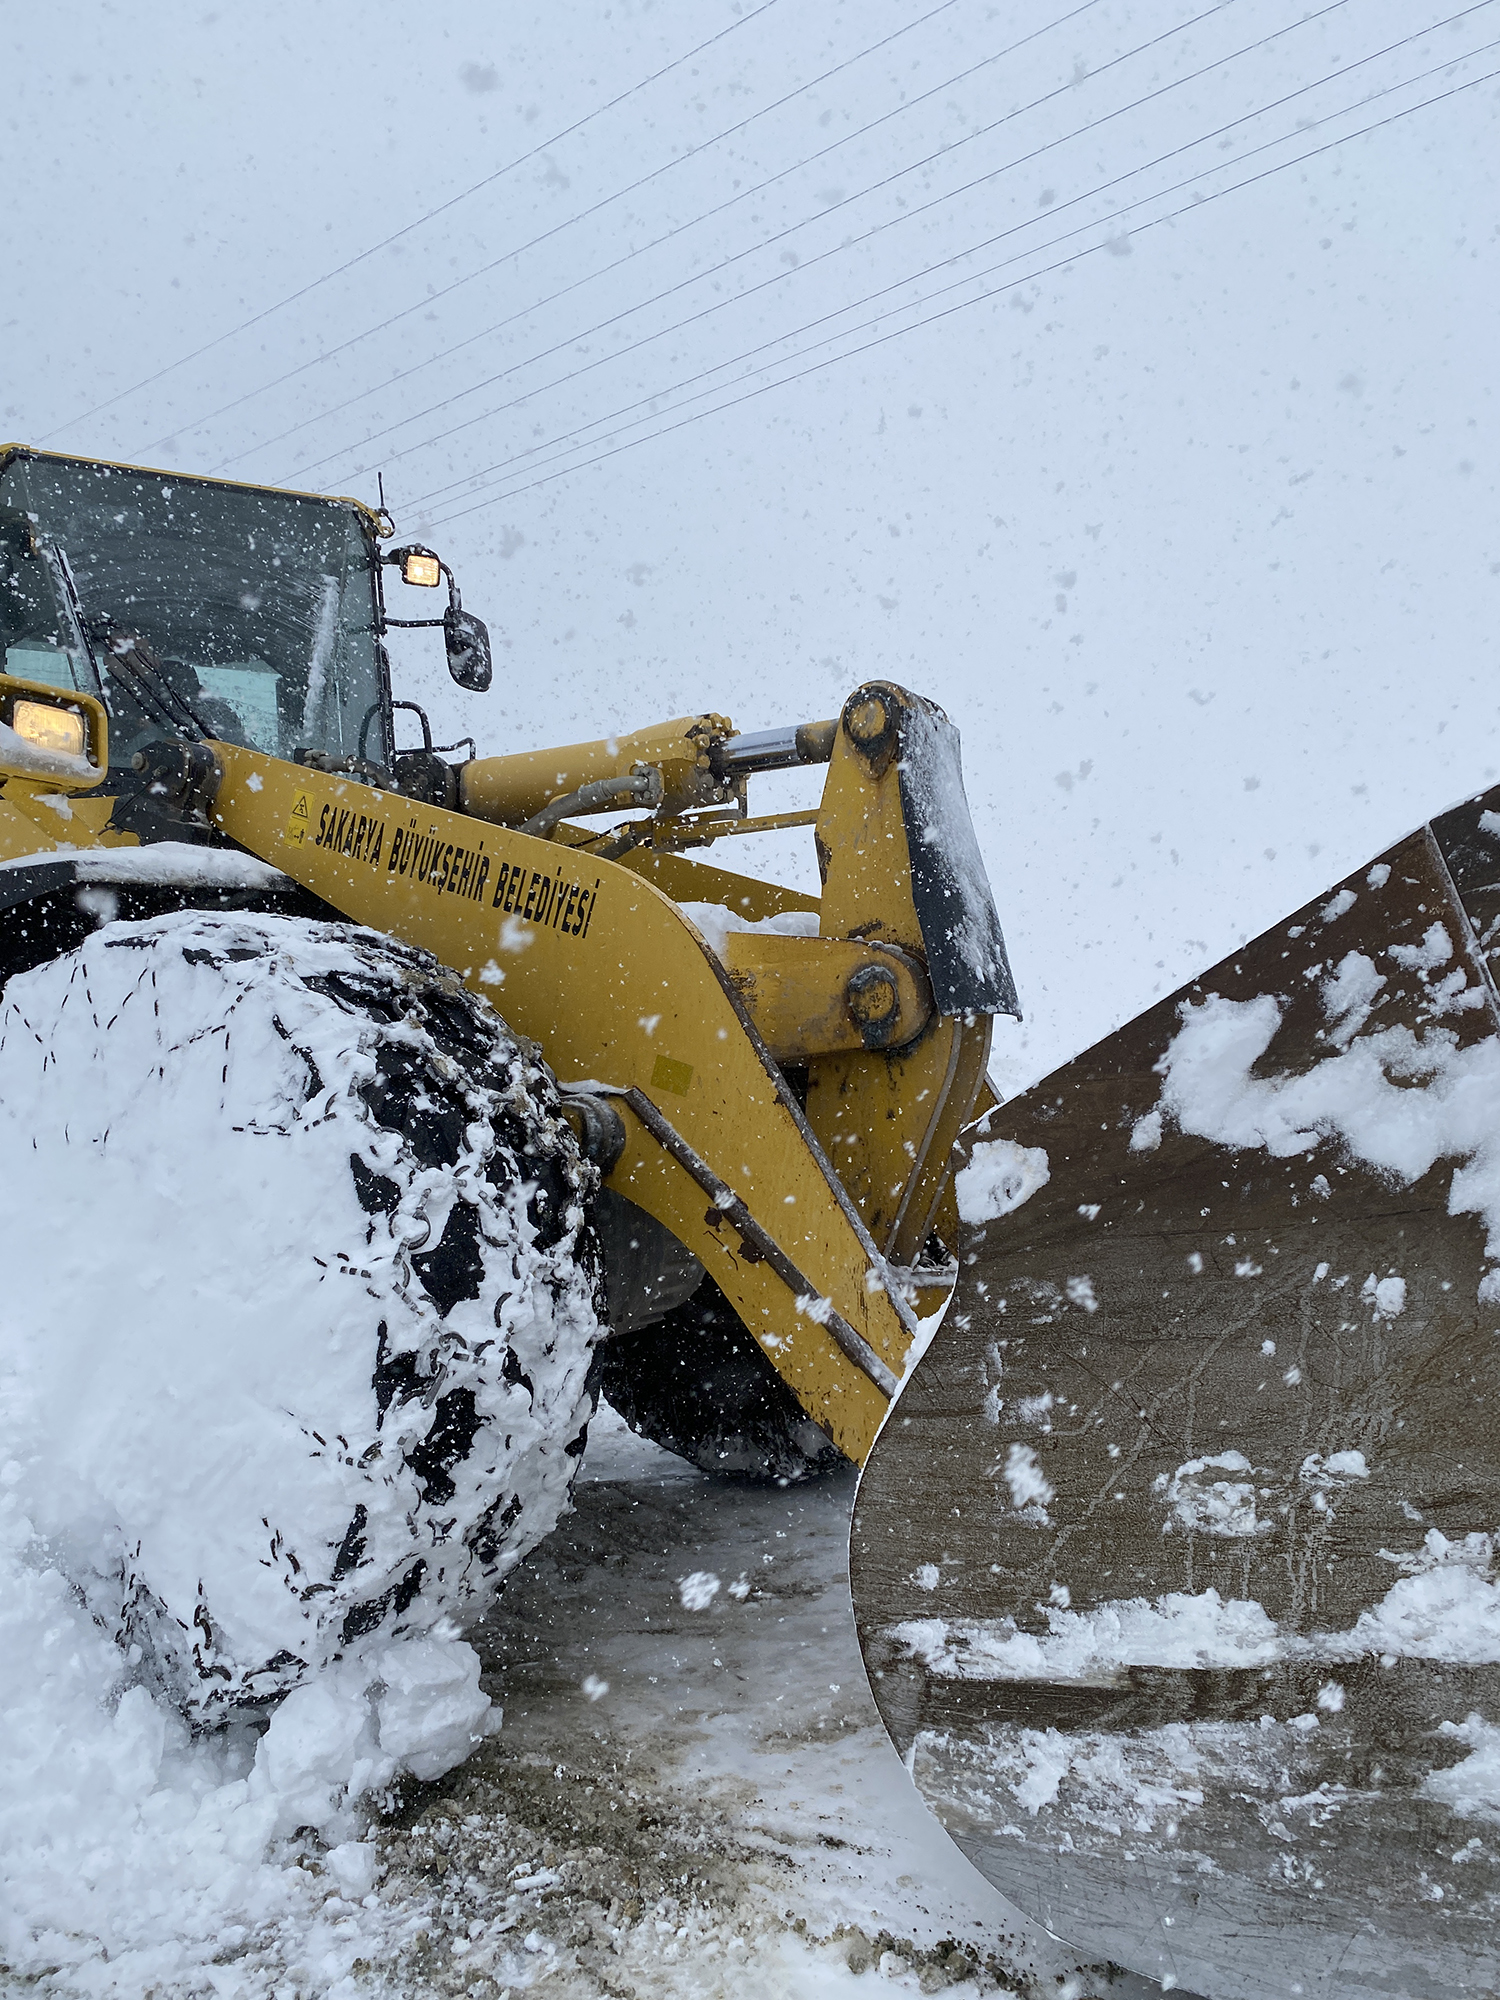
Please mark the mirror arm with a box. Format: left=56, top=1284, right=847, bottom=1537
left=377, top=541, right=492, bottom=692
left=378, top=546, right=461, bottom=629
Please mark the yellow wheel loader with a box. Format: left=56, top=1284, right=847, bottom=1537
left=1, top=444, right=1496, bottom=1999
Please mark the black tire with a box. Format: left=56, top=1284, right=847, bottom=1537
left=0, top=908, right=602, bottom=1723
left=597, top=1274, right=846, bottom=1483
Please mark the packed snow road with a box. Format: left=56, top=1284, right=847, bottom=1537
left=371, top=1409, right=1118, bottom=2000
left=0, top=1400, right=1160, bottom=1999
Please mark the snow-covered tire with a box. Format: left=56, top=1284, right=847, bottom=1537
left=0, top=909, right=601, bottom=1725
left=598, top=1275, right=845, bottom=1483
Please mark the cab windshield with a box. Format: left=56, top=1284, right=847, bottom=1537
left=0, top=452, right=387, bottom=770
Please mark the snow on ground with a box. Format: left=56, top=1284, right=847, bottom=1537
left=0, top=1401, right=1164, bottom=2000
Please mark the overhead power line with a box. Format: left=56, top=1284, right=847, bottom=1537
left=407, top=13, right=1499, bottom=517
left=39, top=0, right=787, bottom=444
left=278, top=0, right=1244, bottom=485
left=157, top=0, right=985, bottom=464
left=417, top=58, right=1500, bottom=532
left=193, top=0, right=1094, bottom=474
left=290, top=0, right=1344, bottom=490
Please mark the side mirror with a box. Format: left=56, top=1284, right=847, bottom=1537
left=383, top=542, right=494, bottom=692
left=444, top=605, right=492, bottom=692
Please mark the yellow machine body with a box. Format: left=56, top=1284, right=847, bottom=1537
left=0, top=444, right=1012, bottom=1465
left=0, top=646, right=1007, bottom=1468
left=194, top=681, right=1004, bottom=1467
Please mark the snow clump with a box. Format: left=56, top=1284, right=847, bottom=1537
left=1155, top=1452, right=1267, bottom=1538
left=1129, top=1109, right=1162, bottom=1152
left=679, top=1570, right=723, bottom=1610
left=1362, top=1272, right=1407, bottom=1317
left=1146, top=973, right=1500, bottom=1299
left=997, top=1442, right=1054, bottom=1525
left=956, top=1138, right=1050, bottom=1224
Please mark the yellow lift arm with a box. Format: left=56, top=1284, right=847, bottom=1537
left=201, top=680, right=1015, bottom=1465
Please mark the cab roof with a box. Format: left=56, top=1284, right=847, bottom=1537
left=0, top=444, right=390, bottom=542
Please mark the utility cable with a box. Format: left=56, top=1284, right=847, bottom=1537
left=412, top=5, right=1500, bottom=516
left=197, top=0, right=1094, bottom=474
left=279, top=0, right=1248, bottom=483
left=292, top=0, right=1343, bottom=488
left=419, top=59, right=1500, bottom=530
left=39, top=0, right=786, bottom=444
left=408, top=5, right=1496, bottom=515
left=148, top=0, right=975, bottom=464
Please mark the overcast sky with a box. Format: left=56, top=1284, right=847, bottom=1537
left=5, top=0, right=1496, bottom=1085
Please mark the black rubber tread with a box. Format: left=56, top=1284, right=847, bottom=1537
left=597, top=1273, right=846, bottom=1484
left=0, top=859, right=337, bottom=988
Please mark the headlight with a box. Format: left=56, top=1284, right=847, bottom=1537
left=11, top=698, right=86, bottom=761
left=401, top=551, right=442, bottom=588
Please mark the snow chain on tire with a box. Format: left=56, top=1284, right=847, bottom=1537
left=0, top=910, right=603, bottom=1724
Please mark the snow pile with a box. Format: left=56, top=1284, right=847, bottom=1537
left=0, top=1475, right=476, bottom=1989
left=890, top=1530, right=1500, bottom=1684
left=0, top=909, right=602, bottom=1987
left=677, top=898, right=819, bottom=958
left=1148, top=951, right=1500, bottom=1296
left=955, top=1138, right=1050, bottom=1224
left=1422, top=1715, right=1500, bottom=1821
left=1351, top=1530, right=1500, bottom=1661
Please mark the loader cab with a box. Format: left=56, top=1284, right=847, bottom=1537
left=0, top=448, right=393, bottom=777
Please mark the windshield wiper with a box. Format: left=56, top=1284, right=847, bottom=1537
left=88, top=622, right=212, bottom=743
left=32, top=537, right=213, bottom=744
left=29, top=539, right=106, bottom=692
